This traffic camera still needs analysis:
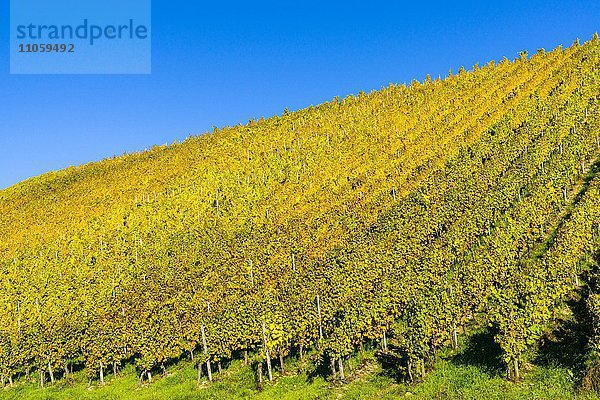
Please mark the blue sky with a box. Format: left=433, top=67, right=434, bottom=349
left=1, top=1, right=599, bottom=189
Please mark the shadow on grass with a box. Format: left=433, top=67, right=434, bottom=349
left=306, top=351, right=335, bottom=383
left=450, top=328, right=505, bottom=376
left=375, top=348, right=409, bottom=383
left=535, top=292, right=592, bottom=380
left=372, top=329, right=506, bottom=383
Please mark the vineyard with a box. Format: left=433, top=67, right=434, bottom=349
left=1, top=35, right=600, bottom=397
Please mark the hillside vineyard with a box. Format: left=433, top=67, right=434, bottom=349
left=1, top=35, right=600, bottom=387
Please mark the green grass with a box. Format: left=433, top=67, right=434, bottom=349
left=2, top=341, right=600, bottom=399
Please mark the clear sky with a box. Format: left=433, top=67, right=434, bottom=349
left=1, top=0, right=599, bottom=190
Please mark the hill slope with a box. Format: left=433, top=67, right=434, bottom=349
left=1, top=35, right=600, bottom=397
